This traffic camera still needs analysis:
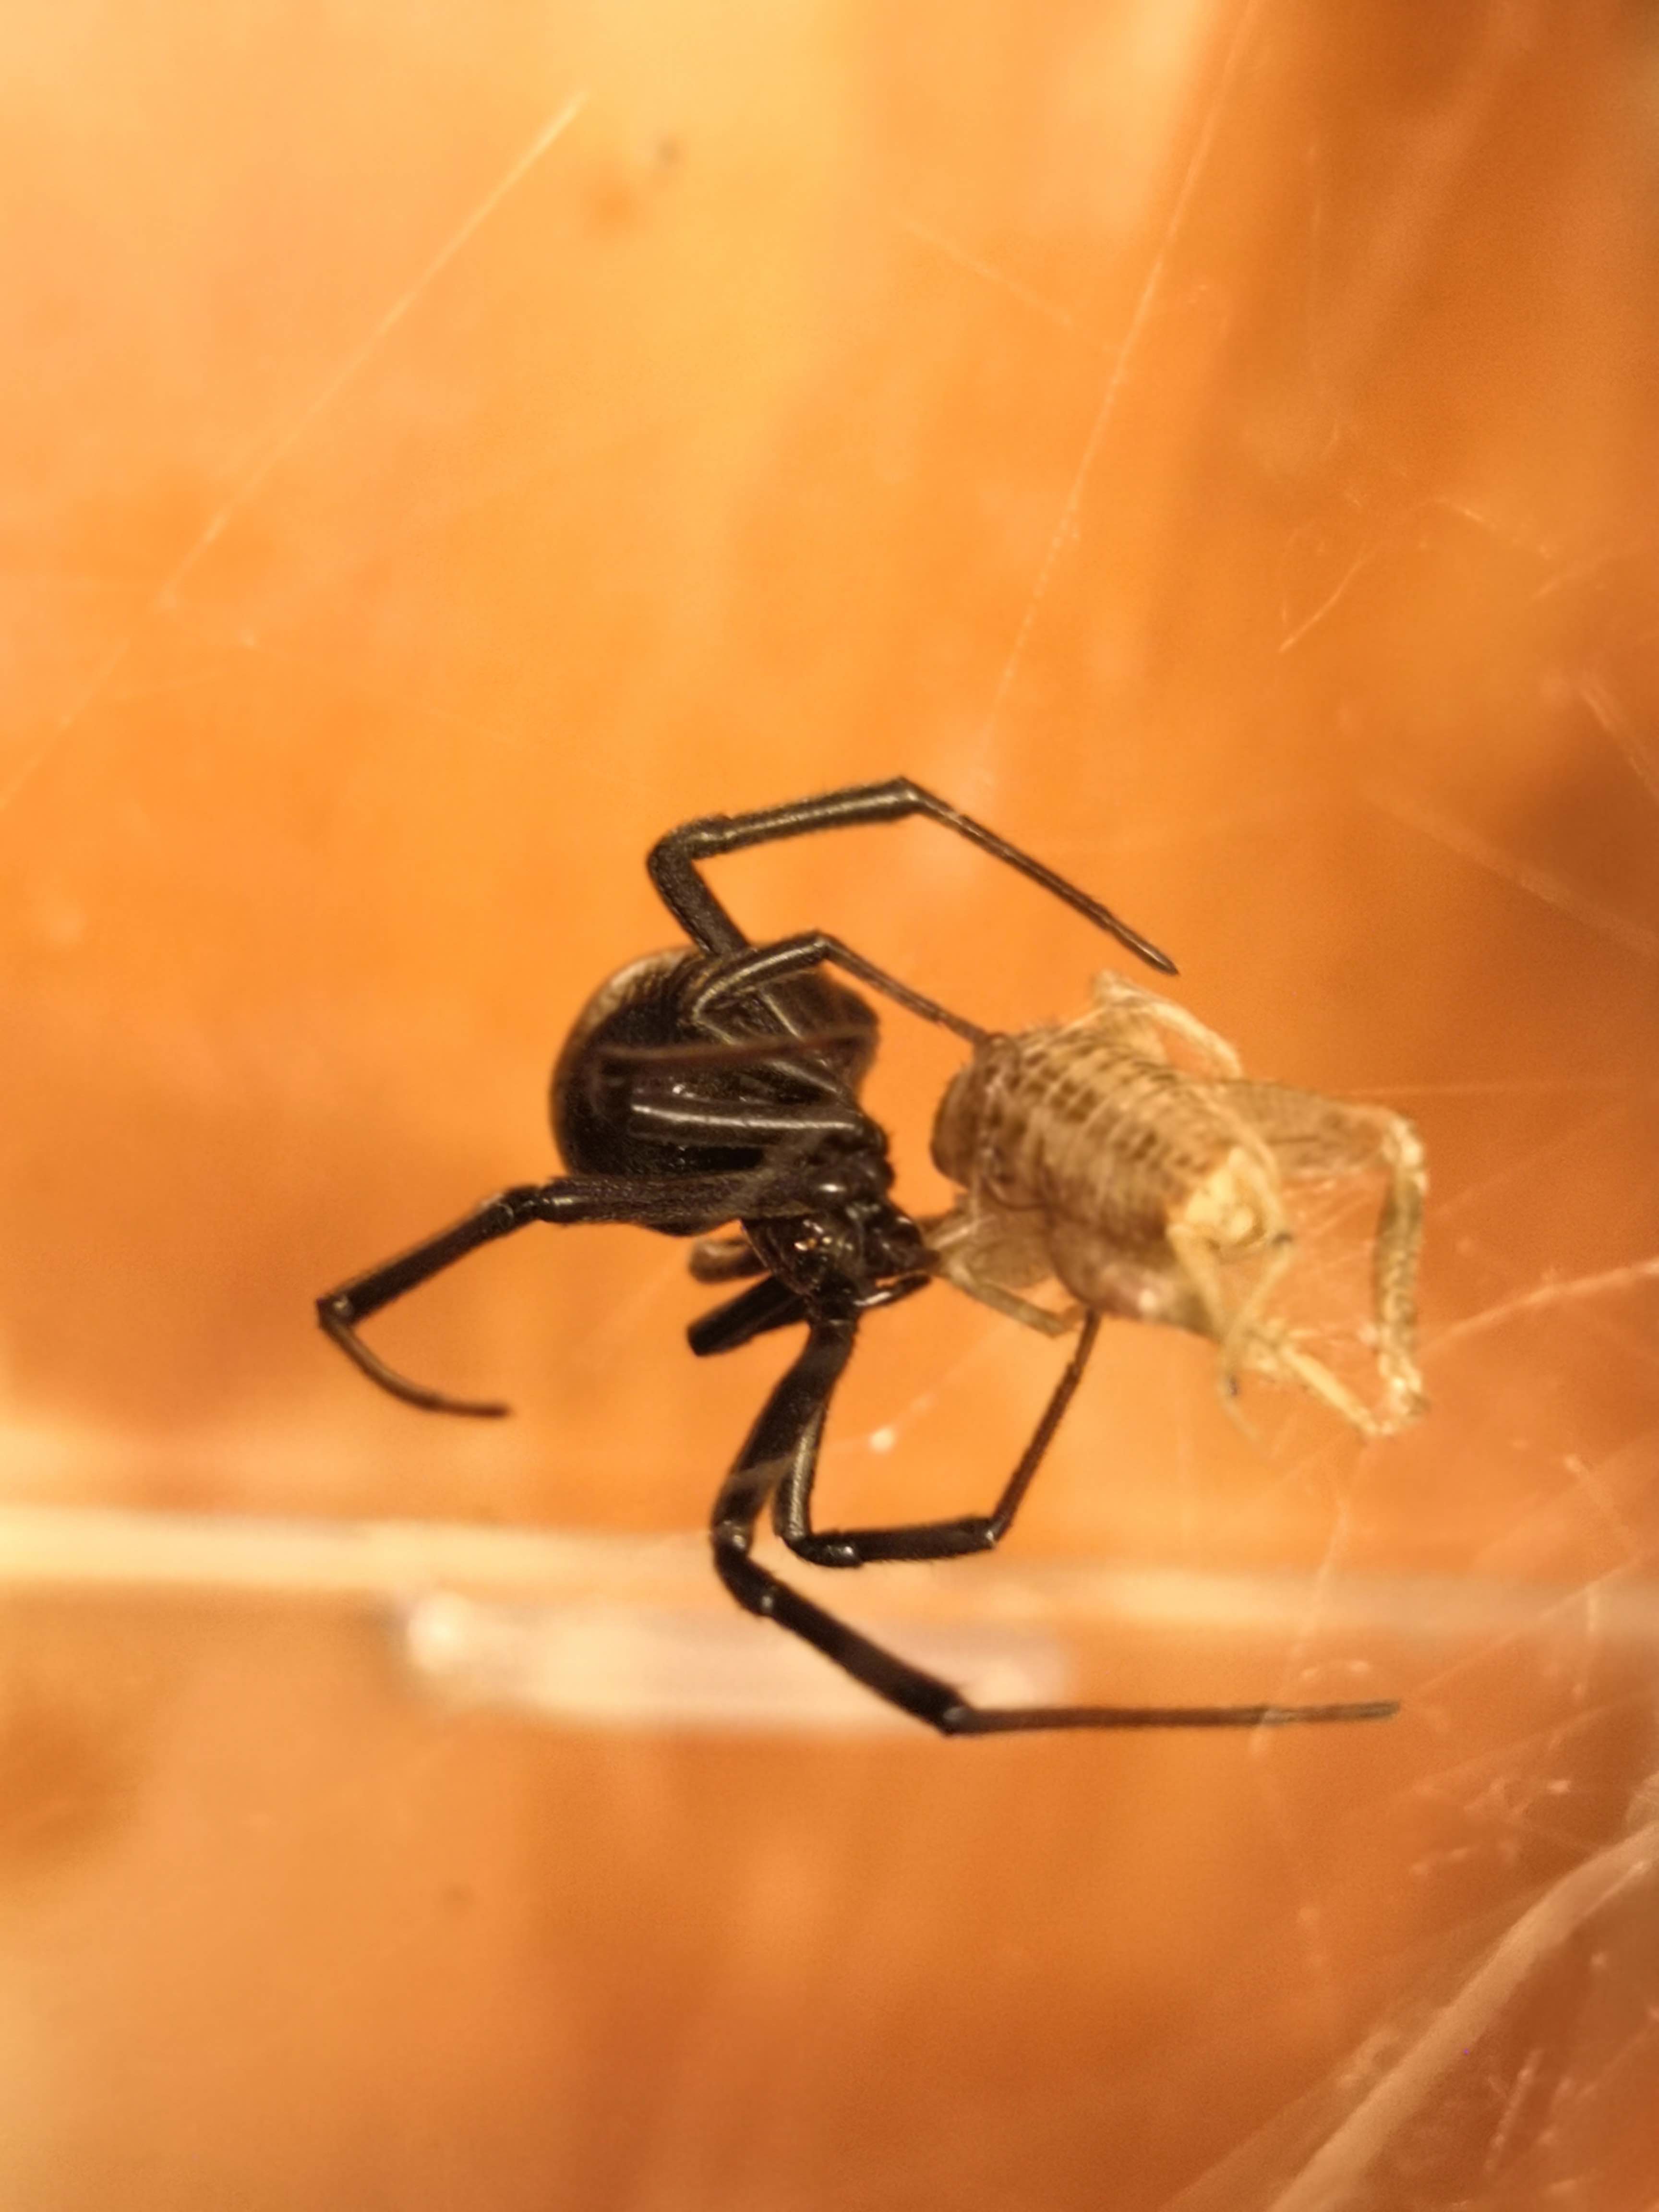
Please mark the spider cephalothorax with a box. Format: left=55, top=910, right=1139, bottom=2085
left=318, top=780, right=1407, bottom=1737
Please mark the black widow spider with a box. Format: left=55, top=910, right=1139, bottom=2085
left=318, top=780, right=1396, bottom=1737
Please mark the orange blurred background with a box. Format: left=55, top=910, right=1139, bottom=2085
left=2, top=3, right=1658, bottom=2206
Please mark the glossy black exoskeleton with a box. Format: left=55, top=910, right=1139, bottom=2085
left=318, top=780, right=1395, bottom=1736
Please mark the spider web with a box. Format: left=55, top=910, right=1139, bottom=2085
left=0, top=3, right=1657, bottom=2209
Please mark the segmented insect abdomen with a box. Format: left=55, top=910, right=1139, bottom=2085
left=932, top=1023, right=1241, bottom=1242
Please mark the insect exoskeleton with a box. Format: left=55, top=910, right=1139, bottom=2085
left=926, top=973, right=1426, bottom=1437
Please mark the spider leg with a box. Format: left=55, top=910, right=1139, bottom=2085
left=690, top=932, right=991, bottom=1046
left=649, top=777, right=1176, bottom=974
left=711, top=1312, right=1398, bottom=1734
left=688, top=1274, right=808, bottom=1358
left=775, top=1313, right=1102, bottom=1565
left=596, top=1026, right=870, bottom=1072
left=318, top=1170, right=776, bottom=1417
left=596, top=1005, right=899, bottom=1153
left=691, top=1267, right=929, bottom=1359
left=688, top=1233, right=764, bottom=1284
left=615, top=1081, right=870, bottom=1147
left=597, top=1026, right=869, bottom=1106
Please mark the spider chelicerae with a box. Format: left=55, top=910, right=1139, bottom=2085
left=318, top=779, right=1415, bottom=1737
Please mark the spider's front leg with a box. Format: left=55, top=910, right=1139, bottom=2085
left=710, top=1311, right=1399, bottom=1735
left=649, top=777, right=1177, bottom=974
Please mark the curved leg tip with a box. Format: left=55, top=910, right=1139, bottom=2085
left=316, top=1301, right=513, bottom=1419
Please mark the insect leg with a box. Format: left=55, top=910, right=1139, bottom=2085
left=1087, top=972, right=1244, bottom=1075
left=926, top=1202, right=1083, bottom=1338
left=649, top=777, right=1175, bottom=974
left=1226, top=1084, right=1428, bottom=1426
left=712, top=1313, right=1397, bottom=1733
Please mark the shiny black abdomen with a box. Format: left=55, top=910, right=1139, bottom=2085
left=550, top=948, right=880, bottom=1201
